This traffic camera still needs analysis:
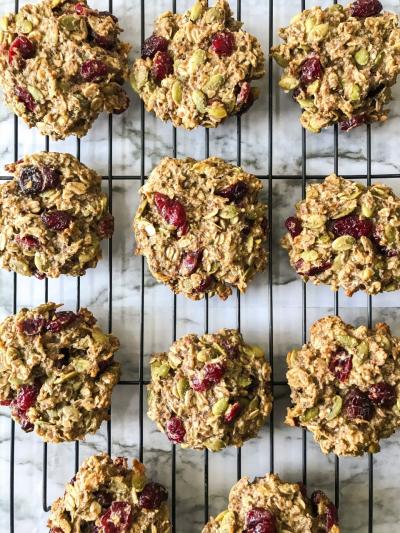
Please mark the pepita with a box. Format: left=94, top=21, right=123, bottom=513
left=188, top=49, right=206, bottom=74
left=326, top=395, right=343, bottom=420
left=279, top=75, right=299, bottom=91
left=355, top=340, right=369, bottom=362
left=171, top=80, right=183, bottom=105
left=177, top=377, right=189, bottom=399
left=300, top=249, right=319, bottom=262
left=349, top=83, right=361, bottom=101
left=28, top=85, right=43, bottom=101
left=332, top=235, right=355, bottom=251
left=190, top=1, right=203, bottom=21
left=300, top=406, right=319, bottom=422
left=384, top=224, right=396, bottom=243
left=243, top=344, right=264, bottom=358
left=192, top=89, right=207, bottom=113
left=303, top=214, right=326, bottom=229
left=219, top=205, right=238, bottom=219
left=16, top=18, right=33, bottom=34
left=309, top=23, right=329, bottom=42
left=212, top=397, right=229, bottom=416
left=205, top=437, right=225, bottom=452
left=272, top=52, right=288, bottom=67
left=204, top=7, right=224, bottom=23
left=207, top=103, right=227, bottom=119
left=203, top=74, right=225, bottom=94
left=354, top=48, right=369, bottom=67
left=336, top=333, right=358, bottom=349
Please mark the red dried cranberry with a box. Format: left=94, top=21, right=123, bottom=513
left=326, top=502, right=339, bottom=530
left=237, top=82, right=252, bottom=106
left=0, top=399, right=12, bottom=406
left=50, top=528, right=64, bottom=533
left=18, top=318, right=46, bottom=335
left=217, top=181, right=248, bottom=204
left=139, top=482, right=168, bottom=510
left=305, top=262, right=332, bottom=276
left=154, top=192, right=187, bottom=230
left=151, top=51, right=173, bottom=81
left=141, top=34, right=169, bottom=59
left=33, top=270, right=46, bottom=280
left=328, top=349, right=353, bottom=382
left=350, top=0, right=382, bottom=18
left=246, top=508, right=277, bottom=533
left=180, top=250, right=202, bottom=276
left=193, top=275, right=214, bottom=293
left=285, top=216, right=302, bottom=238
left=311, top=489, right=324, bottom=513
left=75, top=3, right=88, bottom=15
left=93, top=33, right=116, bottom=50
left=340, top=115, right=366, bottom=132
left=211, top=31, right=235, bottom=56
left=191, top=361, right=226, bottom=392
left=41, top=166, right=61, bottom=190
left=224, top=402, right=241, bottom=423
left=41, top=210, right=72, bottom=231
left=19, top=166, right=43, bottom=195
left=329, top=215, right=373, bottom=239
left=15, top=86, right=35, bottom=112
left=368, top=382, right=397, bottom=407
left=9, top=36, right=36, bottom=64
left=20, top=416, right=34, bottom=432
left=344, top=387, right=374, bottom=421
left=166, top=416, right=186, bottom=444
left=80, top=60, right=108, bottom=82
left=16, top=235, right=40, bottom=249
left=300, top=56, right=323, bottom=85
left=46, top=311, right=77, bottom=333
left=11, top=384, right=39, bottom=412
left=98, top=214, right=114, bottom=239
left=99, top=501, right=132, bottom=533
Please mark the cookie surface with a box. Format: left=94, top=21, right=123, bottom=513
left=286, top=316, right=400, bottom=456
left=202, top=473, right=339, bottom=533
left=148, top=329, right=272, bottom=451
left=48, top=454, right=171, bottom=533
left=0, top=303, right=120, bottom=442
left=271, top=1, right=400, bottom=132
left=134, top=157, right=267, bottom=300
left=282, top=174, right=400, bottom=296
left=130, top=0, right=265, bottom=129
left=0, top=0, right=130, bottom=139
left=0, top=151, right=113, bottom=278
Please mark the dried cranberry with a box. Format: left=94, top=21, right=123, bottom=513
left=139, top=482, right=168, bottom=510
left=80, top=60, right=108, bottom=82
left=211, top=31, right=235, bottom=56
left=20, top=416, right=34, bottom=432
left=311, top=490, right=325, bottom=514
left=329, top=215, right=373, bottom=239
left=99, top=501, right=132, bottom=533
left=193, top=275, right=214, bottom=294
left=344, top=387, right=374, bottom=421
left=350, top=0, right=382, bottom=18
left=11, top=384, right=39, bottom=412
left=50, top=529, right=64, bottom=533
left=113, top=457, right=128, bottom=472
left=328, top=349, right=353, bottom=382
left=15, top=86, right=35, bottom=112
left=368, top=382, right=397, bottom=407
left=0, top=399, right=12, bottom=406
left=151, top=51, right=173, bottom=81
left=141, top=34, right=169, bottom=59
left=33, top=270, right=46, bottom=280
left=19, top=166, right=43, bottom=195
left=246, top=508, right=277, bottom=533
left=285, top=216, right=302, bottom=238
left=154, top=192, right=187, bottom=230
left=41, top=210, right=72, bottom=231
left=340, top=115, right=366, bottom=132
left=16, top=235, right=40, bottom=249
left=192, top=361, right=226, bottom=392
left=9, top=36, right=36, bottom=64
left=224, top=402, right=241, bottom=423
left=305, top=262, right=332, bottom=276
left=98, top=214, right=114, bottom=239
left=41, top=166, right=61, bottom=190
left=46, top=311, right=77, bottom=333
left=93, top=33, right=116, bottom=50
left=237, top=82, right=252, bottom=106
left=166, top=416, right=186, bottom=444
left=180, top=250, right=202, bottom=276
left=75, top=3, right=88, bottom=15
left=18, top=318, right=46, bottom=335
left=300, top=56, right=323, bottom=85
left=326, top=502, right=339, bottom=530
left=217, top=181, right=248, bottom=204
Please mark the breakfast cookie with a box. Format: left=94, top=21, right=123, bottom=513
left=0, top=0, right=130, bottom=139
left=282, top=174, right=400, bottom=296
left=0, top=303, right=120, bottom=442
left=48, top=454, right=171, bottom=533
left=148, top=329, right=272, bottom=451
left=130, top=0, right=265, bottom=129
left=271, top=0, right=400, bottom=132
left=0, top=151, right=113, bottom=278
left=202, top=473, right=339, bottom=533
left=286, top=316, right=400, bottom=456
left=134, top=157, right=267, bottom=300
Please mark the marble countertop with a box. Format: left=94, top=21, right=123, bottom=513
left=1, top=1, right=400, bottom=532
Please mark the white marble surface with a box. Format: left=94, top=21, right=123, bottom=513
left=1, top=1, right=400, bottom=532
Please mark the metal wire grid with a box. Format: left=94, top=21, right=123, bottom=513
left=4, top=0, right=400, bottom=532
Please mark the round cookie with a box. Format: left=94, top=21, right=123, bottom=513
left=271, top=1, right=400, bottom=132
left=202, top=473, right=339, bottom=533
left=286, top=316, right=400, bottom=456
left=282, top=174, right=400, bottom=296
left=48, top=454, right=171, bottom=533
left=134, top=157, right=267, bottom=301
left=0, top=303, right=120, bottom=442
left=0, top=0, right=130, bottom=139
left=0, top=151, right=113, bottom=278
left=148, top=329, right=272, bottom=451
left=130, top=0, right=265, bottom=129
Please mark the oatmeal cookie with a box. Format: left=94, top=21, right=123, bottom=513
left=147, top=329, right=272, bottom=451
left=0, top=303, right=120, bottom=442
left=48, top=454, right=171, bottom=533
left=134, top=157, right=267, bottom=300
left=282, top=174, right=400, bottom=296
left=271, top=1, right=400, bottom=132
left=0, top=0, right=130, bottom=139
left=130, top=0, right=265, bottom=129
left=286, top=316, right=400, bottom=456
left=203, top=473, right=339, bottom=533
left=0, top=151, right=113, bottom=278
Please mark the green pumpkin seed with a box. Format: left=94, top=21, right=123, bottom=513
left=219, top=205, right=238, bottom=219
left=300, top=406, right=319, bottom=422
left=171, top=80, right=182, bottom=105
left=298, top=98, right=314, bottom=110
left=238, top=376, right=252, bottom=388
left=132, top=470, right=146, bottom=492
left=272, top=52, right=288, bottom=68
left=192, top=89, right=207, bottom=113
left=205, top=437, right=225, bottom=452
left=384, top=224, right=396, bottom=243
left=190, top=1, right=203, bottom=21
left=361, top=268, right=374, bottom=281
left=279, top=75, right=299, bottom=91
left=212, top=397, right=229, bottom=416
left=168, top=352, right=181, bottom=369
left=354, top=48, right=369, bottom=67
left=248, top=396, right=260, bottom=411
left=59, top=14, right=80, bottom=31
left=16, top=18, right=33, bottom=34
left=355, top=340, right=369, bottom=362
left=350, top=83, right=361, bottom=101
left=336, top=333, right=358, bottom=349
left=207, top=103, right=227, bottom=119
left=0, top=16, right=9, bottom=31
left=196, top=349, right=209, bottom=362
left=219, top=510, right=235, bottom=532
left=204, top=7, right=224, bottom=23
left=309, top=23, right=329, bottom=42
left=131, top=66, right=148, bottom=91
left=243, top=344, right=264, bottom=358
left=28, top=85, right=43, bottom=101
left=361, top=201, right=374, bottom=218
left=307, top=79, right=320, bottom=95
left=371, top=184, right=389, bottom=197
left=203, top=74, right=225, bottom=93
left=331, top=201, right=357, bottom=219
left=305, top=15, right=316, bottom=34
left=332, top=235, right=355, bottom=251
left=303, top=214, right=326, bottom=229
left=246, top=235, right=254, bottom=253
left=326, top=395, right=343, bottom=420
left=188, top=49, right=206, bottom=74
left=307, top=115, right=329, bottom=132
left=300, top=249, right=319, bottom=262
left=72, top=358, right=90, bottom=372
left=177, top=377, right=189, bottom=399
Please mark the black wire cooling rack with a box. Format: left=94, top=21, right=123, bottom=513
left=4, top=0, right=400, bottom=532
